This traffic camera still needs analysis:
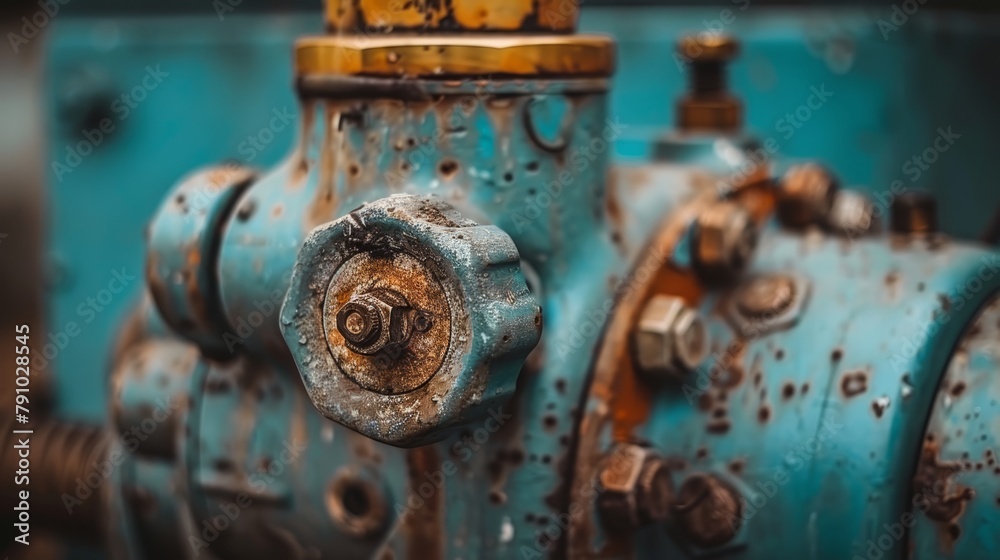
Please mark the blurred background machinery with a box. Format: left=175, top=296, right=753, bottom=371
left=3, top=0, right=1000, bottom=559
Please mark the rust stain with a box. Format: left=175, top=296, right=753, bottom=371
left=912, top=437, right=975, bottom=552
left=405, top=446, right=443, bottom=560
left=840, top=370, right=868, bottom=397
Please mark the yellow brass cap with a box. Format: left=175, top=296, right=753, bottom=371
left=295, top=35, right=615, bottom=78
left=326, top=0, right=580, bottom=34
left=677, top=34, right=739, bottom=62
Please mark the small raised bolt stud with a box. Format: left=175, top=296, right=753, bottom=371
left=676, top=34, right=742, bottom=132
left=597, top=443, right=674, bottom=531
left=826, top=189, right=877, bottom=238
left=634, top=295, right=710, bottom=381
left=692, top=201, right=759, bottom=284
left=891, top=191, right=937, bottom=236
left=672, top=474, right=743, bottom=548
left=776, top=163, right=839, bottom=229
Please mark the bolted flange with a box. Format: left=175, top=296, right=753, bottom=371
left=280, top=194, right=542, bottom=447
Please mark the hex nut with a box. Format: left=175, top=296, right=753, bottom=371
left=633, top=295, right=709, bottom=381
left=776, top=163, right=839, bottom=229
left=597, top=444, right=674, bottom=530
left=334, top=289, right=412, bottom=356
left=692, top=201, right=758, bottom=284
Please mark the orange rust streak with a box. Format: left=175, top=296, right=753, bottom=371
left=610, top=266, right=704, bottom=441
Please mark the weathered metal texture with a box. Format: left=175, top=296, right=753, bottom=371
left=911, top=294, right=1000, bottom=559
left=205, top=71, right=699, bottom=557
left=184, top=354, right=406, bottom=560
left=324, top=0, right=581, bottom=34
left=104, top=317, right=208, bottom=560
left=281, top=193, right=541, bottom=446
left=111, top=338, right=200, bottom=460
left=295, top=35, right=616, bottom=80
left=216, top=77, right=610, bottom=360
left=570, top=224, right=1000, bottom=559
left=146, top=165, right=257, bottom=359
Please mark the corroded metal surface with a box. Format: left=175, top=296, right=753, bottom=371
left=146, top=165, right=257, bottom=358
left=910, top=294, right=1000, bottom=559
left=570, top=217, right=1000, bottom=559
left=281, top=194, right=541, bottom=446
left=295, top=35, right=615, bottom=79
left=325, top=0, right=581, bottom=34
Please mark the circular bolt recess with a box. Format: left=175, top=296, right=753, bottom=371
left=736, top=274, right=796, bottom=320
left=776, top=163, right=839, bottom=229
left=891, top=191, right=938, bottom=236
left=326, top=467, right=389, bottom=540
left=672, top=474, right=743, bottom=548
left=634, top=295, right=710, bottom=381
left=826, top=189, right=877, bottom=237
left=597, top=444, right=674, bottom=530
left=281, top=194, right=541, bottom=447
left=692, top=201, right=758, bottom=284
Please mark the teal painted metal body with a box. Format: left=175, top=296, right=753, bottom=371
left=31, top=5, right=1000, bottom=560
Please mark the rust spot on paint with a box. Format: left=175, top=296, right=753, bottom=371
left=841, top=371, right=868, bottom=397
left=707, top=419, right=731, bottom=434
left=405, top=447, right=443, bottom=559
left=781, top=382, right=795, bottom=400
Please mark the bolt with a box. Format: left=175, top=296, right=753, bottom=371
left=676, top=34, right=742, bottom=132
left=634, top=295, right=709, bottom=381
left=776, top=163, right=839, bottom=229
left=826, top=189, right=877, bottom=237
left=692, top=201, right=758, bottom=283
left=736, top=275, right=796, bottom=320
left=597, top=443, right=674, bottom=531
left=334, top=289, right=413, bottom=356
left=891, top=191, right=937, bottom=236
left=672, top=474, right=743, bottom=548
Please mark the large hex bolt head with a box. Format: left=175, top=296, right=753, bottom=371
left=776, top=163, right=839, bottom=229
left=691, top=201, right=758, bottom=284
left=633, top=295, right=709, bottom=381
left=281, top=194, right=542, bottom=447
left=597, top=443, right=674, bottom=531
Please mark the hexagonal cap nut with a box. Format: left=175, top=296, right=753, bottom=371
left=777, top=163, right=839, bottom=229
left=280, top=194, right=542, bottom=447
left=634, top=295, right=709, bottom=380
left=597, top=444, right=674, bottom=530
left=692, top=201, right=758, bottom=284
